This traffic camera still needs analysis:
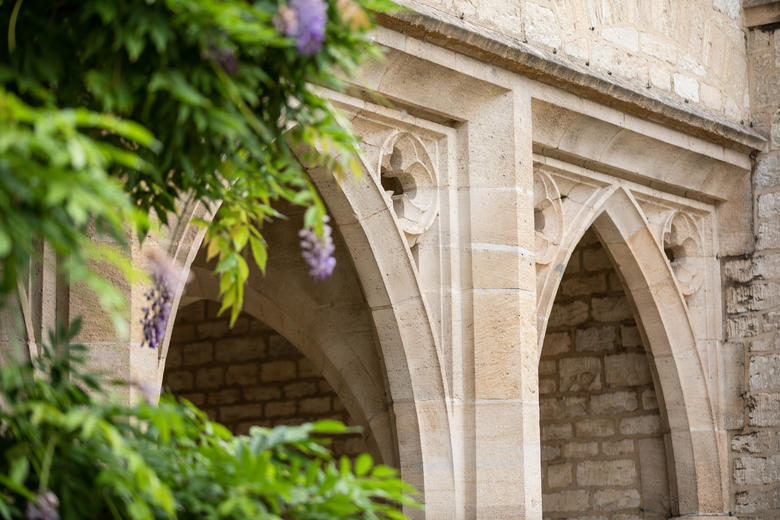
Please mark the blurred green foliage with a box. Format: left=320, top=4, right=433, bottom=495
left=0, top=0, right=392, bottom=325
left=0, top=320, right=418, bottom=519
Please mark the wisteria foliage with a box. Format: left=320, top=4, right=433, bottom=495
left=0, top=0, right=394, bottom=331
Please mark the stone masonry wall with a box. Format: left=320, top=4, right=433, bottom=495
left=407, top=0, right=749, bottom=122
left=540, top=229, right=671, bottom=520
left=724, top=21, right=780, bottom=520
left=163, top=300, right=368, bottom=457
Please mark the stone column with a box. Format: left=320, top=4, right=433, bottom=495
left=466, top=89, right=541, bottom=518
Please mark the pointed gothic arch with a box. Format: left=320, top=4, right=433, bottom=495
left=536, top=186, right=728, bottom=516
left=151, top=154, right=455, bottom=518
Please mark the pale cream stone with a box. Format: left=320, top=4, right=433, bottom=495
left=602, top=27, right=639, bottom=52
left=673, top=73, right=699, bottom=102
left=524, top=3, right=562, bottom=49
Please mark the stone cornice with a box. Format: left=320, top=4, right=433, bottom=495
left=375, top=3, right=767, bottom=154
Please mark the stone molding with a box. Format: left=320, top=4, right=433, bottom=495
left=374, top=2, right=766, bottom=153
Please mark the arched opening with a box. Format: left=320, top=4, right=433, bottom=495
left=152, top=153, right=455, bottom=515
left=539, top=228, right=672, bottom=519
left=533, top=186, right=729, bottom=517
left=158, top=198, right=398, bottom=465
left=163, top=300, right=369, bottom=456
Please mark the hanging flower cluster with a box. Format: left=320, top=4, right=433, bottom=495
left=26, top=491, right=59, bottom=520
left=274, top=0, right=328, bottom=56
left=141, top=249, right=186, bottom=349
left=299, top=216, right=336, bottom=280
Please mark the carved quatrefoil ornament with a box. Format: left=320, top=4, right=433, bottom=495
left=662, top=211, right=703, bottom=296
left=378, top=132, right=439, bottom=247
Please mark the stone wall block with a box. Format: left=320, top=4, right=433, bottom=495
left=215, top=337, right=265, bottom=363
left=749, top=354, right=780, bottom=391
left=590, top=391, right=639, bottom=414
left=549, top=300, right=590, bottom=328
left=561, top=441, right=599, bottom=458
left=592, top=488, right=641, bottom=510
left=605, top=353, right=654, bottom=387
left=576, top=460, right=637, bottom=487
left=560, top=357, right=602, bottom=392
left=575, top=418, right=615, bottom=437
left=602, top=439, right=634, bottom=456
left=576, top=325, right=617, bottom=352
left=748, top=393, right=780, bottom=427
left=261, top=361, right=297, bottom=382
left=619, top=415, right=662, bottom=436
left=543, top=331, right=571, bottom=356
left=541, top=490, right=589, bottom=512
left=592, top=296, right=635, bottom=322
left=196, top=367, right=224, bottom=389
left=180, top=341, right=214, bottom=367
left=547, top=462, right=572, bottom=489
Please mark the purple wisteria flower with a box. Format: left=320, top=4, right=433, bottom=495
left=299, top=216, right=336, bottom=280
left=141, top=248, right=187, bottom=349
left=205, top=42, right=239, bottom=76
left=26, top=491, right=59, bottom=520
left=275, top=0, right=327, bottom=56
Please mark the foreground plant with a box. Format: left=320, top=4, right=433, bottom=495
left=0, top=0, right=393, bottom=327
left=0, top=321, right=418, bottom=519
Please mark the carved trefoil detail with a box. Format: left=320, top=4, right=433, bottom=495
left=533, top=169, right=564, bottom=266
left=662, top=211, right=703, bottom=296
left=378, top=131, right=439, bottom=247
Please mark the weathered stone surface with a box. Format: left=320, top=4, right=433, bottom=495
left=749, top=394, right=780, bottom=427
left=749, top=354, right=780, bottom=391
left=590, top=391, right=638, bottom=414
left=543, top=332, right=571, bottom=356
left=576, top=325, right=617, bottom=352
left=542, top=490, right=589, bottom=512
left=605, top=354, right=654, bottom=387
left=592, top=488, right=640, bottom=510
left=549, top=301, right=590, bottom=328
left=734, top=455, right=780, bottom=485
left=547, top=462, right=572, bottom=488
left=592, top=297, right=634, bottom=322
left=561, top=441, right=599, bottom=458
left=576, top=460, right=637, bottom=487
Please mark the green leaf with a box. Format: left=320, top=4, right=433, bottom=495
left=9, top=457, right=28, bottom=486
left=0, top=229, right=10, bottom=257
left=354, top=453, right=372, bottom=476
left=249, top=235, right=267, bottom=274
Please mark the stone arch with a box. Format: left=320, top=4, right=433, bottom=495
left=537, top=187, right=728, bottom=517
left=150, top=155, right=454, bottom=516
left=171, top=264, right=393, bottom=464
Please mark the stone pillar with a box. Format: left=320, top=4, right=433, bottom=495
left=466, top=89, right=541, bottom=518
left=70, top=234, right=158, bottom=404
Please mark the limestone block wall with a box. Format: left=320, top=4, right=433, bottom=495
left=162, top=301, right=369, bottom=457
left=724, top=21, right=780, bottom=520
left=403, top=0, right=749, bottom=122
left=539, top=230, right=671, bottom=520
